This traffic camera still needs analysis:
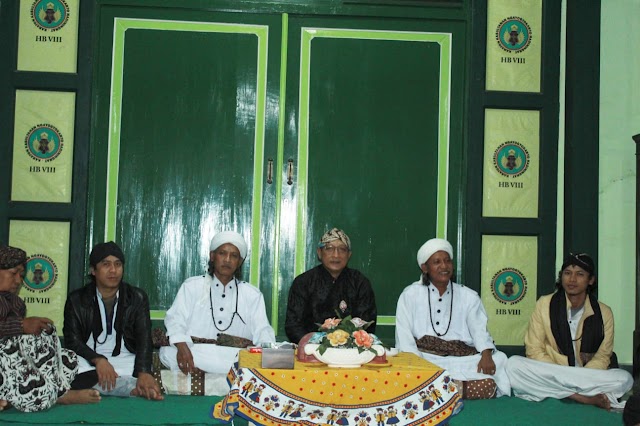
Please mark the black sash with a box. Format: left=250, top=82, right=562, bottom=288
left=549, top=290, right=604, bottom=366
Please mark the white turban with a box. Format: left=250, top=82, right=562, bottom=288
left=417, top=238, right=453, bottom=267
left=209, top=231, right=248, bottom=259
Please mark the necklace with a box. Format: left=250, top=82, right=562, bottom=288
left=427, top=281, right=453, bottom=336
left=209, top=278, right=245, bottom=332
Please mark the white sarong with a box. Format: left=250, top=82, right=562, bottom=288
left=507, top=355, right=633, bottom=408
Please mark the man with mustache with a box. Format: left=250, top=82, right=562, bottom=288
left=64, top=242, right=163, bottom=400
left=285, top=228, right=377, bottom=344
left=507, top=253, right=633, bottom=410
left=395, top=238, right=510, bottom=399
left=160, top=231, right=275, bottom=394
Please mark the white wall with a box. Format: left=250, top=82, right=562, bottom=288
left=598, top=0, right=640, bottom=364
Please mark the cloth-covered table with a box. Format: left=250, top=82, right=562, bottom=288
left=212, top=351, right=462, bottom=425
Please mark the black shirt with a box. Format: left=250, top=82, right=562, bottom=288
left=285, top=265, right=377, bottom=343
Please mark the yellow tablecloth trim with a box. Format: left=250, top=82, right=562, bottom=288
left=236, top=352, right=445, bottom=405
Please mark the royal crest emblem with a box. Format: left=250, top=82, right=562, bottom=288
left=23, top=254, right=58, bottom=293
left=24, top=124, right=64, bottom=162
left=31, top=0, right=69, bottom=32
left=490, top=268, right=527, bottom=305
left=496, top=16, right=532, bottom=54
left=493, top=141, right=529, bottom=178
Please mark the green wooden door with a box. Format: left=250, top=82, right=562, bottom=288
left=88, top=7, right=466, bottom=342
left=276, top=16, right=466, bottom=342
left=87, top=6, right=284, bottom=321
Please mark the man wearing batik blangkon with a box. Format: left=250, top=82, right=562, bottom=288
left=507, top=253, right=633, bottom=410
left=0, top=245, right=100, bottom=412
left=285, top=228, right=377, bottom=344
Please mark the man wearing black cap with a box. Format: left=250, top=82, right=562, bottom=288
left=506, top=253, right=633, bottom=410
left=63, top=242, right=163, bottom=400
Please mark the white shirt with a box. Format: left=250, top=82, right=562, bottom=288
left=164, top=274, right=275, bottom=346
left=568, top=305, right=585, bottom=366
left=395, top=280, right=496, bottom=355
left=77, top=290, right=136, bottom=375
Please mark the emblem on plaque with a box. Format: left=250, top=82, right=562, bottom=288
left=496, top=16, right=532, bottom=54
left=24, top=254, right=58, bottom=293
left=490, top=268, right=527, bottom=305
left=31, top=0, right=70, bottom=32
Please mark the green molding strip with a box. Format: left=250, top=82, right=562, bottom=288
left=295, top=28, right=452, bottom=276
left=150, top=310, right=166, bottom=321
left=269, top=13, right=289, bottom=333
left=436, top=33, right=452, bottom=239
left=107, top=18, right=269, bottom=288
left=376, top=316, right=396, bottom=326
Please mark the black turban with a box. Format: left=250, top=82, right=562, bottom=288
left=89, top=241, right=125, bottom=267
left=560, top=252, right=595, bottom=275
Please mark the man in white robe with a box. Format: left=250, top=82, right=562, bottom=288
left=506, top=253, right=633, bottom=410
left=395, top=238, right=510, bottom=398
left=159, top=231, right=275, bottom=393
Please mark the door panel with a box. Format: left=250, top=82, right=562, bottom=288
left=280, top=17, right=466, bottom=342
left=116, top=25, right=263, bottom=307
left=88, top=7, right=283, bottom=318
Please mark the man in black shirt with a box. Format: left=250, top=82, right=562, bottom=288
left=285, top=228, right=377, bottom=343
left=64, top=242, right=162, bottom=400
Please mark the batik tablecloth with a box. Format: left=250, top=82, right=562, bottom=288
left=212, top=351, right=462, bottom=425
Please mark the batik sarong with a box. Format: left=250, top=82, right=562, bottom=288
left=0, top=327, right=77, bottom=412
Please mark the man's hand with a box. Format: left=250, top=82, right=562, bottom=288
left=22, top=317, right=53, bottom=335
left=134, top=372, right=164, bottom=400
left=477, top=349, right=496, bottom=375
left=175, top=342, right=199, bottom=375
left=93, top=358, right=119, bottom=391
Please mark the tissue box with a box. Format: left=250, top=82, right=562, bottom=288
left=261, top=345, right=295, bottom=369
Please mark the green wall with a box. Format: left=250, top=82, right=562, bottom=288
left=2, top=0, right=637, bottom=365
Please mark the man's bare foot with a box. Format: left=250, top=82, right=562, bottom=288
left=58, top=389, right=101, bottom=405
left=130, top=387, right=164, bottom=400
left=569, top=393, right=611, bottom=410
left=0, top=399, right=11, bottom=411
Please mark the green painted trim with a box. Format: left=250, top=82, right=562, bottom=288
left=436, top=33, right=452, bottom=238
left=106, top=18, right=270, bottom=286
left=150, top=310, right=166, bottom=320
left=294, top=28, right=314, bottom=276
left=249, top=25, right=270, bottom=288
left=376, top=316, right=396, bottom=326
left=105, top=19, right=127, bottom=241
left=270, top=13, right=289, bottom=332
left=295, top=28, right=453, bottom=276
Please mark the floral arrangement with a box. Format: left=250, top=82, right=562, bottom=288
left=314, top=315, right=377, bottom=355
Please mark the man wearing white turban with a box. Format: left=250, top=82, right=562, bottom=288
left=160, top=231, right=275, bottom=393
left=395, top=238, right=510, bottom=399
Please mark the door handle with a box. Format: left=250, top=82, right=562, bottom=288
left=266, top=158, right=273, bottom=184
left=287, top=159, right=294, bottom=185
